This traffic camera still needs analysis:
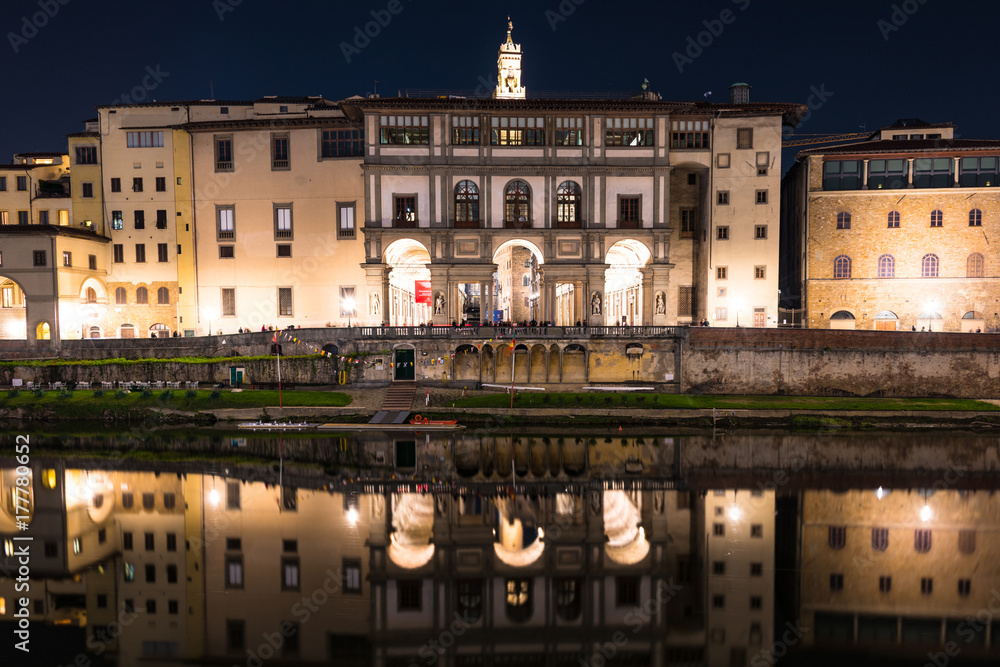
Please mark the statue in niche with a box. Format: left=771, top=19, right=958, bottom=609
left=370, top=292, right=380, bottom=316
left=591, top=292, right=602, bottom=315
left=434, top=293, right=445, bottom=315
left=655, top=292, right=666, bottom=315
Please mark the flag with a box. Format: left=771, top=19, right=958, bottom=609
left=509, top=337, right=516, bottom=352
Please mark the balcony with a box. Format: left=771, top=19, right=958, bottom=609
left=216, top=161, right=233, bottom=172
left=453, top=219, right=480, bottom=229
left=618, top=219, right=643, bottom=230
left=337, top=227, right=356, bottom=239
left=272, top=159, right=289, bottom=170
left=394, top=217, right=418, bottom=229
left=275, top=229, right=292, bottom=239
left=504, top=218, right=532, bottom=230
left=217, top=230, right=235, bottom=240
left=555, top=218, right=582, bottom=229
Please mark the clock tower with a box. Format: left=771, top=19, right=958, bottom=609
left=494, top=17, right=525, bottom=100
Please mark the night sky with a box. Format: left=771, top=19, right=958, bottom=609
left=1, top=0, right=995, bottom=167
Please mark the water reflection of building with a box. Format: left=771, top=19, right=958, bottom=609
left=800, top=488, right=1000, bottom=652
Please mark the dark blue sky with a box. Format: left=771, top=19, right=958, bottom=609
left=1, top=0, right=994, bottom=163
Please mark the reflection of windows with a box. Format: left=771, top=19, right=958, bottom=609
left=920, top=577, right=933, bottom=595
left=343, top=559, right=362, bottom=594
left=830, top=574, right=843, bottom=591
left=123, top=532, right=134, bottom=551
left=872, top=527, right=889, bottom=551
left=145, top=564, right=155, bottom=583
left=398, top=580, right=422, bottom=611
left=505, top=578, right=532, bottom=622
left=879, top=575, right=891, bottom=593
left=750, top=562, right=763, bottom=577
left=751, top=524, right=763, bottom=538
left=124, top=563, right=135, bottom=582
left=166, top=534, right=177, bottom=552
left=122, top=492, right=133, bottom=508
left=143, top=493, right=154, bottom=509
left=457, top=580, right=483, bottom=622
left=226, top=619, right=245, bottom=652
left=716, top=266, right=727, bottom=280
left=167, top=564, right=177, bottom=584
left=828, top=526, right=846, bottom=549
left=958, top=579, right=971, bottom=597
left=616, top=576, right=640, bottom=607
left=226, top=481, right=240, bottom=510
left=281, top=558, right=300, bottom=591
left=555, top=578, right=581, bottom=621
left=958, top=529, right=976, bottom=554
left=915, top=529, right=932, bottom=553
left=226, top=556, right=244, bottom=588
left=145, top=533, right=155, bottom=551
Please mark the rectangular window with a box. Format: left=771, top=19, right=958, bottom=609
left=868, top=158, right=908, bottom=189
left=678, top=285, right=693, bottom=317
left=281, top=558, right=300, bottom=591
left=110, top=178, right=121, bottom=192
left=491, top=116, right=546, bottom=146
left=338, top=202, right=356, bottom=239
left=145, top=533, right=155, bottom=551
left=554, top=117, right=584, bottom=145
left=755, top=190, right=768, bottom=204
left=89, top=255, right=97, bottom=270
left=398, top=580, right=422, bottom=611
left=713, top=522, right=725, bottom=536
left=717, top=191, right=729, bottom=205
left=226, top=481, right=240, bottom=510
left=872, top=527, right=889, bottom=551
left=756, top=151, right=770, bottom=172
left=113, top=244, right=124, bottom=263
left=145, top=564, right=156, bottom=583
left=17, top=211, right=28, bottom=225
left=379, top=115, right=429, bottom=145
left=168, top=600, right=178, bottom=615
left=134, top=210, right=145, bottom=229
left=82, top=182, right=94, bottom=198
left=215, top=136, right=233, bottom=171
left=915, top=529, right=932, bottom=553
left=750, top=596, right=763, bottom=610
left=37, top=210, right=48, bottom=225
left=717, top=266, right=727, bottom=280
left=274, top=205, right=292, bottom=239
left=920, top=577, right=933, bottom=595
left=157, top=243, right=168, bottom=262
left=126, top=131, right=164, bottom=148
left=712, top=594, right=725, bottom=609
left=670, top=119, right=710, bottom=149
left=344, top=559, right=362, bottom=593
left=227, top=620, right=245, bottom=652
left=394, top=195, right=417, bottom=226
left=277, top=244, right=291, bottom=257
left=958, top=579, right=971, bottom=597
left=680, top=208, right=697, bottom=237
left=155, top=177, right=166, bottom=192
left=606, top=117, right=654, bottom=146
left=222, top=288, right=236, bottom=317
left=619, top=196, right=641, bottom=225
left=278, top=287, right=293, bottom=317
left=112, top=210, right=123, bottom=230
left=754, top=265, right=766, bottom=280
left=132, top=178, right=143, bottom=193
left=62, top=251, right=71, bottom=267
left=0, top=176, right=6, bottom=191
left=736, top=127, right=753, bottom=149
left=616, top=576, right=640, bottom=607
left=146, top=599, right=156, bottom=614
left=830, top=574, right=844, bottom=591
left=754, top=224, right=767, bottom=239
left=750, top=563, right=763, bottom=576
left=271, top=133, right=290, bottom=170
left=823, top=160, right=863, bottom=191
left=219, top=245, right=234, bottom=259
left=217, top=205, right=235, bottom=240
left=321, top=128, right=364, bottom=157
left=135, top=244, right=146, bottom=263
left=451, top=116, right=481, bottom=145
left=958, top=529, right=976, bottom=554
left=226, top=556, right=244, bottom=589
left=0, top=211, right=7, bottom=225
left=156, top=209, right=167, bottom=229
left=123, top=532, right=133, bottom=550
left=713, top=561, right=726, bottom=575
left=143, top=493, right=154, bottom=509
left=16, top=176, right=27, bottom=191
left=879, top=575, right=891, bottom=593
left=33, top=251, right=46, bottom=267
left=751, top=524, right=763, bottom=538
left=166, top=534, right=176, bottom=551
left=716, top=307, right=728, bottom=321
left=717, top=153, right=730, bottom=168
left=960, top=156, right=998, bottom=187
left=914, top=157, right=953, bottom=188
left=717, top=226, right=729, bottom=240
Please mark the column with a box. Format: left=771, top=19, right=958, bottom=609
left=640, top=268, right=654, bottom=326
left=862, top=159, right=870, bottom=190
left=907, top=158, right=915, bottom=188
left=429, top=266, right=449, bottom=326
left=364, top=264, right=390, bottom=327
left=953, top=157, right=961, bottom=188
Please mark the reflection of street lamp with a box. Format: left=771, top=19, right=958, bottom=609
left=343, top=297, right=356, bottom=327
left=733, top=298, right=744, bottom=328
left=204, top=307, right=217, bottom=336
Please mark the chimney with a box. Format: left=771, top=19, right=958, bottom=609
left=729, top=82, right=751, bottom=104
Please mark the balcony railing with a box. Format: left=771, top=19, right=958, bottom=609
left=216, top=161, right=233, bottom=172
left=272, top=159, right=289, bottom=169
left=338, top=227, right=356, bottom=239
left=275, top=229, right=292, bottom=239
left=394, top=218, right=418, bottom=229
left=504, top=219, right=532, bottom=230
left=618, top=219, right=643, bottom=229
left=453, top=219, right=480, bottom=229
left=555, top=218, right=582, bottom=229
left=355, top=325, right=684, bottom=339
left=217, top=230, right=235, bottom=240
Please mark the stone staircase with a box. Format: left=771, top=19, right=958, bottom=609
left=369, top=382, right=416, bottom=424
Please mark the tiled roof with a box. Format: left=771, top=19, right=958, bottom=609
left=14, top=151, right=65, bottom=158
left=66, top=132, right=100, bottom=138
left=95, top=96, right=328, bottom=110
left=801, top=138, right=1000, bottom=156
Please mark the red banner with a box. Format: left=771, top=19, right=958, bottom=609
left=414, top=280, right=431, bottom=305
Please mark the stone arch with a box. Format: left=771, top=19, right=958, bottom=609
left=455, top=344, right=480, bottom=382
left=830, top=310, right=856, bottom=330
left=528, top=344, right=547, bottom=383
left=563, top=343, right=587, bottom=383
left=603, top=240, right=652, bottom=326
left=0, top=275, right=28, bottom=340
left=874, top=310, right=898, bottom=331
left=481, top=344, right=496, bottom=383
left=547, top=343, right=561, bottom=382
left=962, top=311, right=985, bottom=333
left=492, top=240, right=545, bottom=324
left=383, top=239, right=432, bottom=326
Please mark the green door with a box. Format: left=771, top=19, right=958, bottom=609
left=394, top=348, right=415, bottom=381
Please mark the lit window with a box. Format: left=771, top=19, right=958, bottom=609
left=921, top=254, right=939, bottom=278
left=878, top=255, right=895, bottom=279
left=834, top=255, right=851, bottom=279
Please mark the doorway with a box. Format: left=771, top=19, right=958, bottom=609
left=394, top=348, right=415, bottom=381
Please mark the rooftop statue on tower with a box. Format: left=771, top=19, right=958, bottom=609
left=494, top=17, right=525, bottom=100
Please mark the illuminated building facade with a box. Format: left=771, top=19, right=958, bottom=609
left=781, top=120, right=1000, bottom=331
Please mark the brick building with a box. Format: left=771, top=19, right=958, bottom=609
left=781, top=120, right=1000, bottom=332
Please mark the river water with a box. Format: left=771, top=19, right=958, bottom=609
left=1, top=426, right=998, bottom=666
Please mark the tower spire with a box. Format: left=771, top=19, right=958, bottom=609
left=494, top=17, right=525, bottom=99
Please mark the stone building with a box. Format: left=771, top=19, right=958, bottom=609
left=781, top=119, right=1000, bottom=332
left=340, top=23, right=804, bottom=328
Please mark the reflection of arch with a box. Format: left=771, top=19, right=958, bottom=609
left=603, top=490, right=650, bottom=565
left=36, top=322, right=50, bottom=340
left=388, top=494, right=435, bottom=569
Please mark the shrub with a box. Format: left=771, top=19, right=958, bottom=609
left=34, top=389, right=44, bottom=398
left=210, top=389, right=222, bottom=399
left=588, top=395, right=596, bottom=405
left=652, top=395, right=659, bottom=405
left=186, top=390, right=198, bottom=399
left=140, top=389, right=153, bottom=399
left=7, top=389, right=18, bottom=398
left=604, top=396, right=613, bottom=406
left=574, top=394, right=583, bottom=404
left=57, top=389, right=72, bottom=400
left=93, top=390, right=104, bottom=398
left=542, top=394, right=550, bottom=404
left=636, top=395, right=646, bottom=406
left=160, top=390, right=173, bottom=402
left=114, top=390, right=127, bottom=399
left=620, top=394, right=629, bottom=406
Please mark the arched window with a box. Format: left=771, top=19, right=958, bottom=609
left=930, top=210, right=943, bottom=227
left=88, top=326, right=101, bottom=339
left=887, top=211, right=900, bottom=228
left=115, top=287, right=127, bottom=305
left=454, top=180, right=479, bottom=226
left=157, top=287, right=170, bottom=304
left=505, top=578, right=532, bottom=623
left=967, top=253, right=984, bottom=278
left=120, top=324, right=136, bottom=339
left=136, top=286, right=148, bottom=304
left=504, top=180, right=531, bottom=225
left=836, top=212, right=851, bottom=229
left=522, top=275, right=530, bottom=286
left=85, top=287, right=97, bottom=303
left=555, top=578, right=582, bottom=621
left=556, top=181, right=582, bottom=226
left=149, top=323, right=169, bottom=338
left=833, top=255, right=851, bottom=279
left=969, top=208, right=982, bottom=227
left=878, top=254, right=895, bottom=278
left=921, top=254, right=939, bottom=277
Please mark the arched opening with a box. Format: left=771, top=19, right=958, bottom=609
left=556, top=181, right=582, bottom=228
left=917, top=311, right=943, bottom=332
left=604, top=241, right=651, bottom=326
left=0, top=277, right=27, bottom=340
left=961, top=311, right=984, bottom=333
left=85, top=287, right=97, bottom=303
left=874, top=311, right=898, bottom=332
left=492, top=240, right=545, bottom=324
left=383, top=239, right=432, bottom=326
left=455, top=344, right=479, bottom=382
left=88, top=326, right=102, bottom=339
left=454, top=180, right=480, bottom=228
left=563, top=343, right=587, bottom=383
left=35, top=321, right=51, bottom=340
left=120, top=324, right=136, bottom=339
left=149, top=323, right=170, bottom=338
left=830, top=310, right=856, bottom=330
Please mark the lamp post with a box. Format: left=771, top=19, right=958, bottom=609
left=343, top=297, right=356, bottom=328
left=733, top=298, right=744, bottom=328
left=204, top=308, right=217, bottom=336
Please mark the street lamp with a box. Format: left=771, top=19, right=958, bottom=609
left=204, top=307, right=217, bottom=336
left=343, top=297, right=356, bottom=327
left=732, top=298, right=744, bottom=328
